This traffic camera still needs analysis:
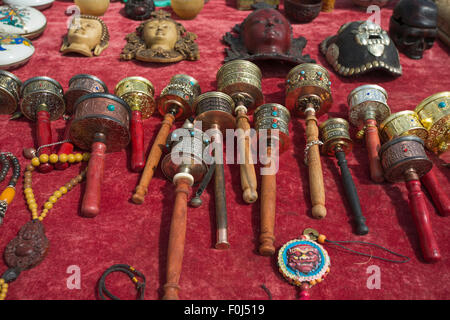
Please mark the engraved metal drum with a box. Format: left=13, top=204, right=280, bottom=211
left=216, top=59, right=263, bottom=113
left=319, top=118, right=353, bottom=156
left=347, top=84, right=390, bottom=128
left=193, top=91, right=236, bottom=132
left=161, top=126, right=209, bottom=184
left=285, top=63, right=332, bottom=118
left=115, top=76, right=155, bottom=119
left=0, top=70, right=21, bottom=115
left=65, top=74, right=108, bottom=114
left=379, top=136, right=432, bottom=183
left=254, top=103, right=291, bottom=153
left=379, top=110, right=428, bottom=144
left=20, top=76, right=65, bottom=121
left=70, top=93, right=131, bottom=153
left=415, top=92, right=450, bottom=154
left=157, top=74, right=201, bottom=121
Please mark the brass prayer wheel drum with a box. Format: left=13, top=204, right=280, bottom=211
left=20, top=76, right=65, bottom=121
left=379, top=136, right=432, bottom=183
left=254, top=103, right=291, bottom=153
left=216, top=60, right=263, bottom=114
left=379, top=110, right=428, bottom=144
left=415, top=92, right=450, bottom=154
left=69, top=93, right=131, bottom=152
left=157, top=74, right=201, bottom=120
left=285, top=63, right=332, bottom=118
left=161, top=122, right=209, bottom=184
left=64, top=74, right=108, bottom=114
left=193, top=91, right=236, bottom=132
left=115, top=76, right=155, bottom=119
left=0, top=70, right=22, bottom=115
left=348, top=84, right=391, bottom=128
left=319, top=118, right=353, bottom=156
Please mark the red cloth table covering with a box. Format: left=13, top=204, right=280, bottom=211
left=0, top=0, right=449, bottom=300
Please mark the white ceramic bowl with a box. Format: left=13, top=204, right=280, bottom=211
left=0, top=34, right=35, bottom=69
left=0, top=5, right=47, bottom=39
left=3, top=0, right=54, bottom=11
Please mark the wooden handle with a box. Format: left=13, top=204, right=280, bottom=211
left=236, top=110, right=258, bottom=204
left=421, top=168, right=450, bottom=217
left=259, top=147, right=276, bottom=256
left=405, top=179, right=441, bottom=263
left=364, top=119, right=384, bottom=183
left=36, top=109, right=53, bottom=173
left=81, top=141, right=106, bottom=218
left=336, top=150, right=369, bottom=235
left=132, top=113, right=175, bottom=204
left=130, top=110, right=145, bottom=173
left=162, top=178, right=191, bottom=300
left=305, top=111, right=326, bottom=219
left=55, top=119, right=74, bottom=170
left=215, top=161, right=229, bottom=250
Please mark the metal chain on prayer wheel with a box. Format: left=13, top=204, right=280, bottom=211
left=285, top=63, right=332, bottom=219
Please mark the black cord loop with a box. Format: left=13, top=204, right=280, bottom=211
left=98, top=264, right=146, bottom=300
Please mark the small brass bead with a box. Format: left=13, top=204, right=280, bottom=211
left=59, top=186, right=68, bottom=194
left=26, top=164, right=35, bottom=172
left=28, top=203, right=37, bottom=210
left=67, top=154, right=76, bottom=164
left=59, top=154, right=68, bottom=163
left=54, top=191, right=62, bottom=198
left=39, top=154, right=49, bottom=164
left=31, top=157, right=40, bottom=167
left=49, top=154, right=59, bottom=164
left=74, top=153, right=83, bottom=162
left=82, top=153, right=90, bottom=161
left=49, top=196, right=58, bottom=204
left=44, top=202, right=53, bottom=210
left=24, top=171, right=32, bottom=178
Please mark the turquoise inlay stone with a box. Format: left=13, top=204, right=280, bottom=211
left=107, top=104, right=115, bottom=111
left=272, top=112, right=278, bottom=116
left=272, top=123, right=278, bottom=129
left=438, top=101, right=446, bottom=108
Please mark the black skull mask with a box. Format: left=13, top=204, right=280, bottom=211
left=320, top=20, right=402, bottom=77
left=389, top=0, right=438, bottom=60
left=123, top=0, right=155, bottom=21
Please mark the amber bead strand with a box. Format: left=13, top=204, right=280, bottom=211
left=0, top=152, right=90, bottom=300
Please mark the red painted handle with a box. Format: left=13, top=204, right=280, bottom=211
left=36, top=110, right=53, bottom=173
left=130, top=110, right=145, bottom=172
left=405, top=179, right=441, bottom=263
left=421, top=168, right=450, bottom=217
left=364, top=119, right=384, bottom=183
left=55, top=119, right=74, bottom=170
left=81, top=141, right=106, bottom=218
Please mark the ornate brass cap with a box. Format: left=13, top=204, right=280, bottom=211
left=216, top=60, right=263, bottom=113
left=285, top=63, right=332, bottom=118
left=0, top=70, right=22, bottom=115
left=157, top=74, right=201, bottom=121
left=161, top=120, right=209, bottom=185
left=319, top=118, right=353, bottom=156
left=254, top=103, right=291, bottom=153
left=70, top=92, right=131, bottom=153
left=414, top=91, right=450, bottom=154
left=115, top=76, right=155, bottom=119
left=65, top=74, right=108, bottom=114
left=347, top=84, right=390, bottom=128
left=379, top=136, right=432, bottom=183
left=379, top=110, right=428, bottom=144
left=20, top=76, right=65, bottom=121
left=193, top=91, right=236, bottom=132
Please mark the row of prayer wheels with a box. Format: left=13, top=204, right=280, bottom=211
left=0, top=63, right=449, bottom=300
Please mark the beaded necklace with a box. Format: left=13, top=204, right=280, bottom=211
left=0, top=152, right=20, bottom=225
left=0, top=151, right=90, bottom=300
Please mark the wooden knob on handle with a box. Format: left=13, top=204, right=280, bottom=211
left=364, top=119, right=384, bottom=183
left=36, top=108, right=53, bottom=173
left=162, top=177, right=191, bottom=300
left=305, top=110, right=326, bottom=219
left=236, top=110, right=258, bottom=204
left=130, top=110, right=145, bottom=172
left=405, top=178, right=441, bottom=263
left=132, top=113, right=175, bottom=204
left=81, top=135, right=106, bottom=218
left=420, top=168, right=450, bottom=217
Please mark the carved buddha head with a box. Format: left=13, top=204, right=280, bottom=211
left=120, top=10, right=199, bottom=63
left=61, top=15, right=110, bottom=57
